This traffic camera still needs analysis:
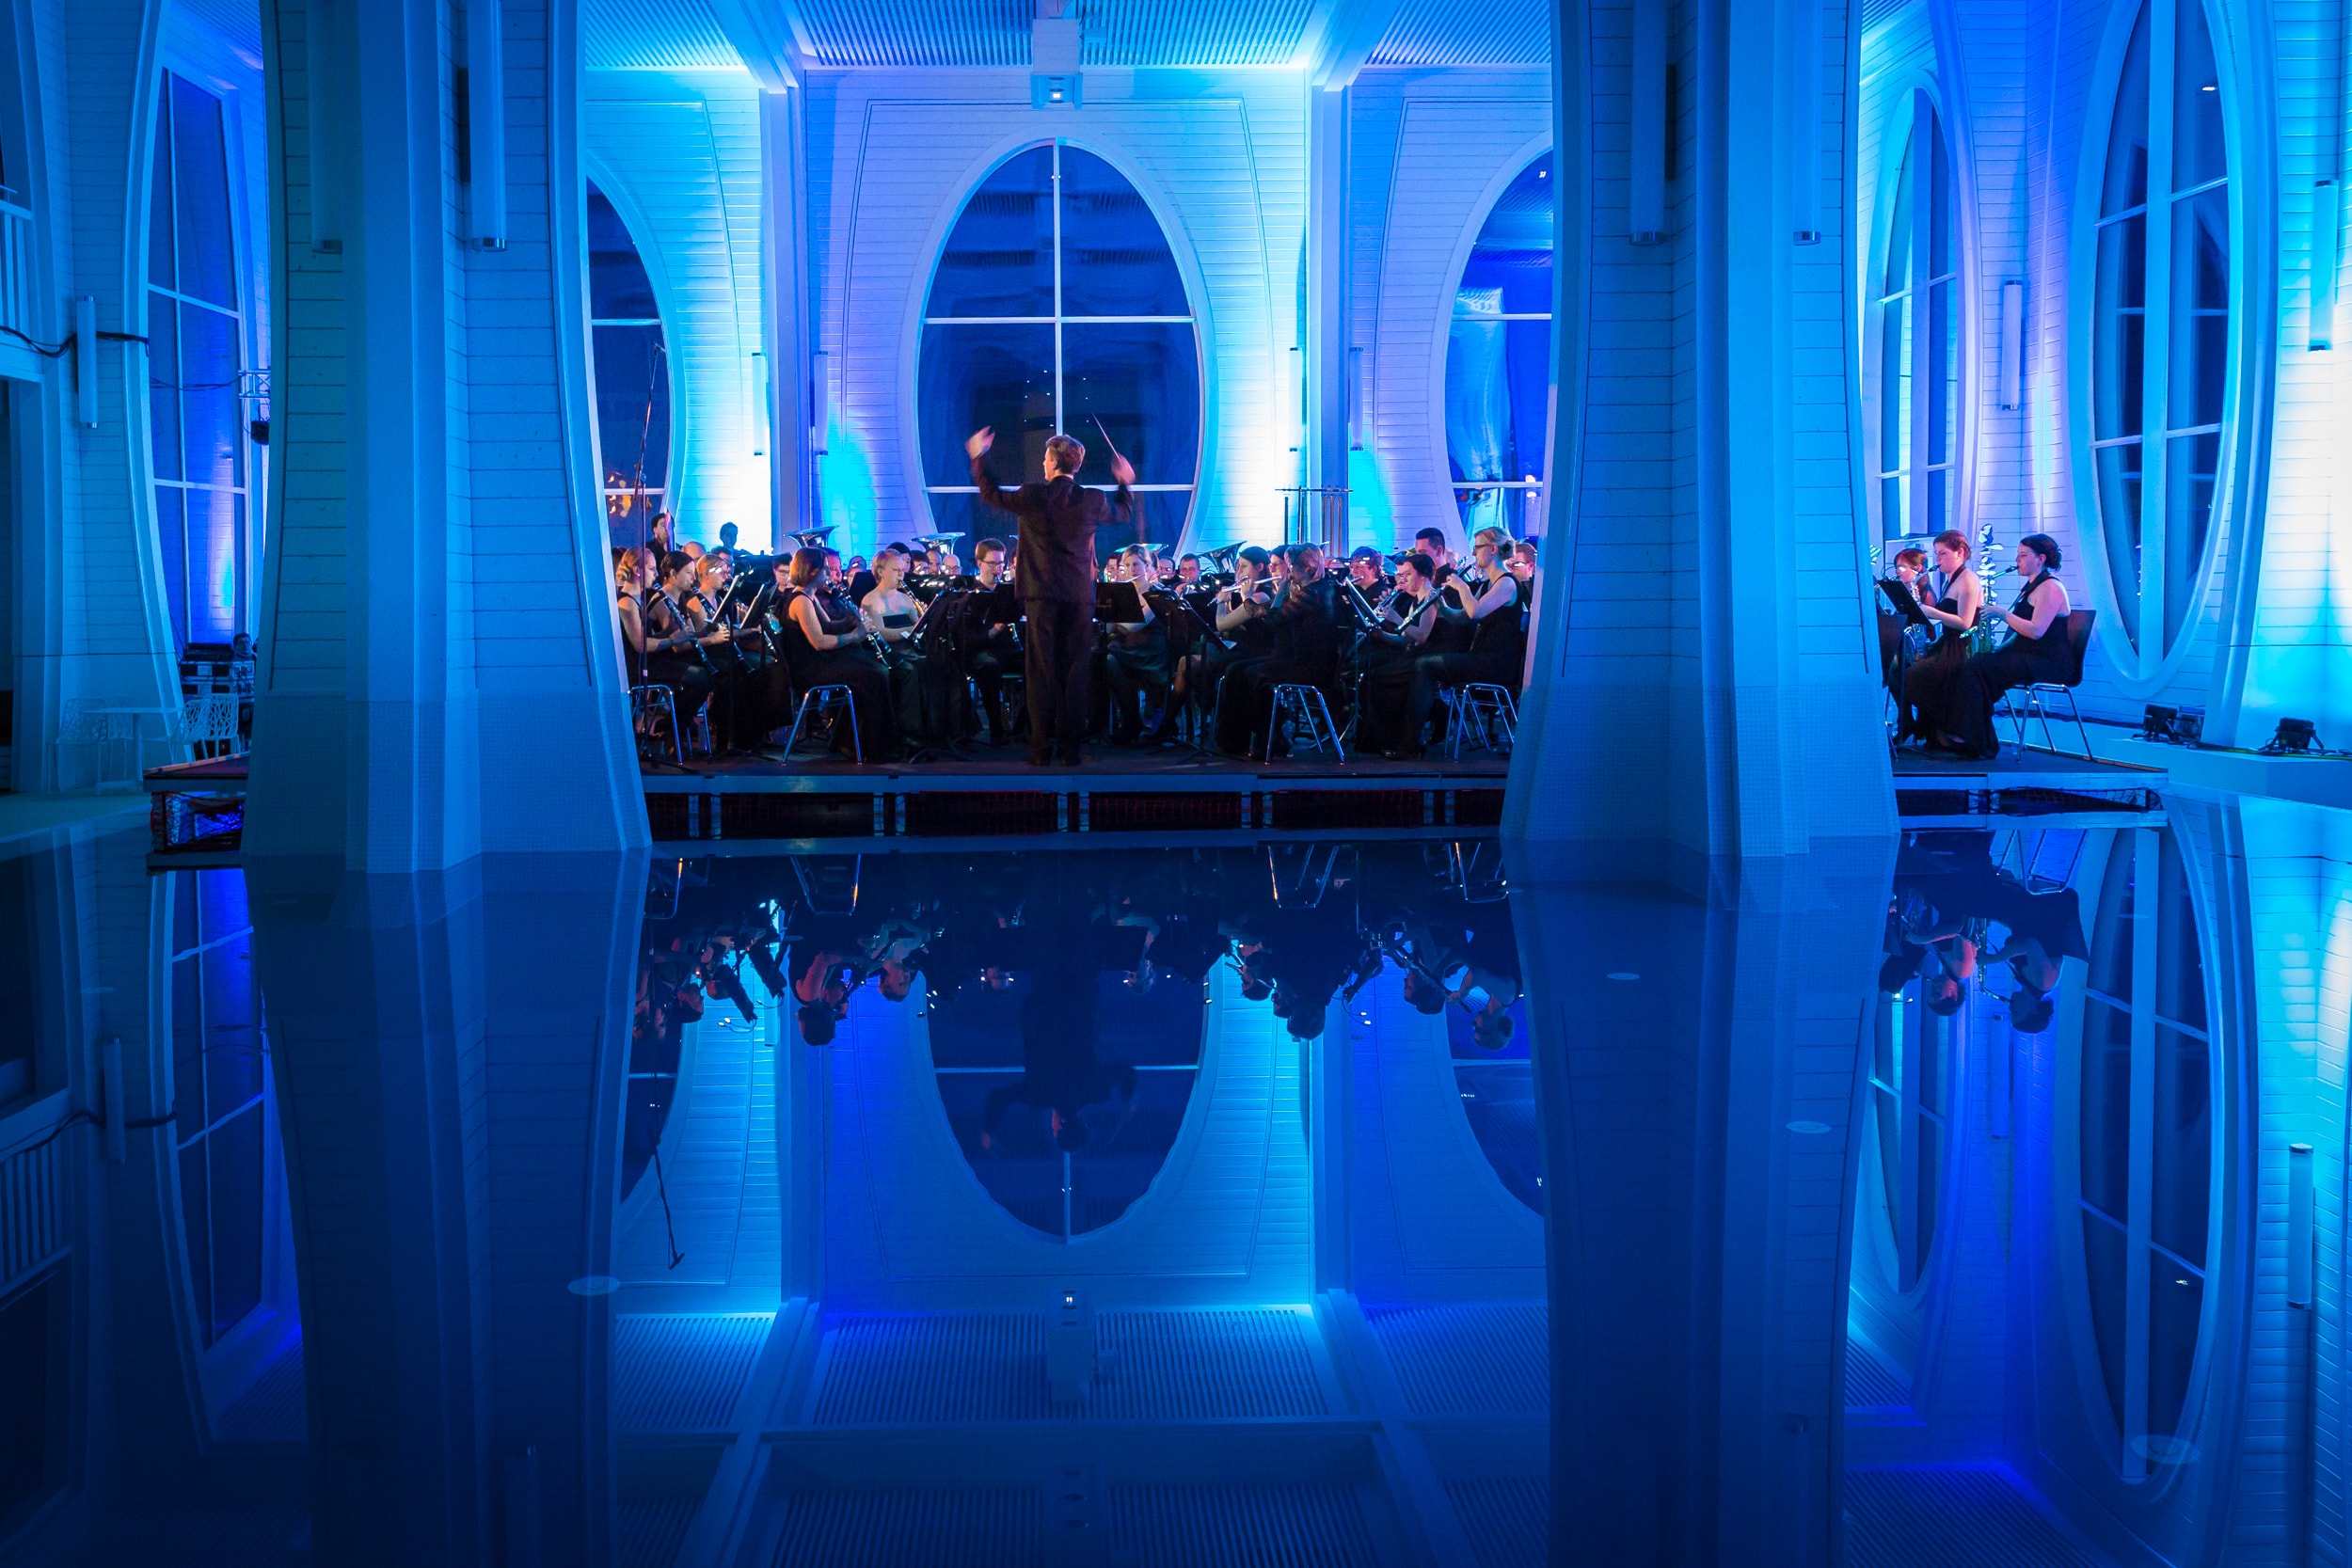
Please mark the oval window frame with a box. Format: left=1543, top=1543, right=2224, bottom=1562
left=2065, top=0, right=2256, bottom=690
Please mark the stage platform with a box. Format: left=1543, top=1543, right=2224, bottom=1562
left=1888, top=743, right=2163, bottom=822
left=135, top=738, right=2163, bottom=853
left=641, top=747, right=1513, bottom=841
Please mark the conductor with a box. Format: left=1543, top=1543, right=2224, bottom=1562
left=966, top=426, right=1136, bottom=766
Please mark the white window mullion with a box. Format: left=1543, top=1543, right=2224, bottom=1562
left=1907, top=94, right=1936, bottom=540
left=2136, top=0, right=2182, bottom=683
left=1897, top=1001, right=1923, bottom=1290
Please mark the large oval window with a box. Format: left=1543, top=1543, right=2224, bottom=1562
left=919, top=143, right=1201, bottom=548
left=2087, top=0, right=2233, bottom=672
left=587, top=182, right=672, bottom=546
left=2077, top=826, right=2215, bottom=1476
left=1445, top=152, right=1553, bottom=539
left=1870, top=92, right=1963, bottom=542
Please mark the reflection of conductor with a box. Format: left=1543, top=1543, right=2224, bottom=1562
left=967, top=426, right=1135, bottom=766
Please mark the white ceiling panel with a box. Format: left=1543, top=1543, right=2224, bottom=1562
left=1372, top=0, right=1550, bottom=67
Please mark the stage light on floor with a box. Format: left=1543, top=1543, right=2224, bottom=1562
left=2262, top=717, right=2322, bottom=754
left=2141, top=704, right=2204, bottom=745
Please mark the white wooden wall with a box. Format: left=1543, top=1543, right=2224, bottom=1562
left=584, top=71, right=771, bottom=548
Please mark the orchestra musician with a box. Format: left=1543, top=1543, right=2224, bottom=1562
left=1354, top=552, right=1442, bottom=755
left=1362, top=529, right=1522, bottom=760
left=1097, top=546, right=1171, bottom=746
left=967, top=425, right=1136, bottom=767
left=1214, top=544, right=1342, bottom=757
left=639, top=550, right=731, bottom=740
left=957, top=537, right=1023, bottom=747
left=1414, top=527, right=1456, bottom=581
left=686, top=548, right=777, bottom=752
left=1346, top=546, right=1389, bottom=596
left=1176, top=553, right=1202, bottom=587
left=862, top=545, right=971, bottom=752
left=1898, top=531, right=1981, bottom=748
left=767, top=546, right=901, bottom=760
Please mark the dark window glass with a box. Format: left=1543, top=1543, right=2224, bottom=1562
left=170, top=76, right=236, bottom=309
left=1058, top=147, right=1186, bottom=318
left=924, top=146, right=1056, bottom=320
left=1061, top=323, right=1202, bottom=486
left=2101, top=8, right=2152, bottom=217
left=2083, top=1212, right=2130, bottom=1430
left=169, top=870, right=271, bottom=1350
left=918, top=324, right=1056, bottom=488
left=1447, top=154, right=1554, bottom=535
left=585, top=182, right=672, bottom=540
left=2080, top=996, right=2133, bottom=1219
left=0, top=1275, right=55, bottom=1521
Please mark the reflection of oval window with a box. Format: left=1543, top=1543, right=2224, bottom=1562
left=2077, top=827, right=2213, bottom=1478
left=1444, top=152, right=1552, bottom=539
left=587, top=181, right=672, bottom=540
left=919, top=142, right=1201, bottom=548
left=930, top=966, right=1201, bottom=1241
left=2085, top=0, right=2233, bottom=672
left=1868, top=981, right=1956, bottom=1291
left=1449, top=994, right=1536, bottom=1212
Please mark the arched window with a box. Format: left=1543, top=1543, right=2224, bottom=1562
left=1871, top=94, right=1962, bottom=541
left=2077, top=827, right=2212, bottom=1476
left=919, top=142, right=1201, bottom=548
left=2088, top=0, right=2231, bottom=668
left=148, top=71, right=250, bottom=650
left=165, top=869, right=274, bottom=1349
left=587, top=182, right=671, bottom=543
left=1445, top=153, right=1553, bottom=539
left=1869, top=979, right=1957, bottom=1291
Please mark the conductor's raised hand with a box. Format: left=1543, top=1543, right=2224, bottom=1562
left=1109, top=451, right=1136, bottom=487
left=965, top=427, right=994, bottom=458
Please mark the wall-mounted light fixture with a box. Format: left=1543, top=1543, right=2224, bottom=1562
left=2312, top=180, right=2339, bottom=351
left=74, top=295, right=95, bottom=427
left=1347, top=346, right=1364, bottom=450
left=307, top=0, right=342, bottom=252
left=2289, top=1143, right=2314, bottom=1308
left=1999, top=279, right=2025, bottom=409
left=465, top=0, right=505, bottom=249
left=1629, top=0, right=1665, bottom=245
left=1788, top=0, right=1821, bottom=244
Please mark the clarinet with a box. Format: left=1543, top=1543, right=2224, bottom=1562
left=656, top=588, right=716, bottom=673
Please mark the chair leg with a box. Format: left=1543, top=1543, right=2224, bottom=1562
left=1310, top=690, right=1343, bottom=764
left=2055, top=689, right=2092, bottom=760
left=840, top=695, right=864, bottom=763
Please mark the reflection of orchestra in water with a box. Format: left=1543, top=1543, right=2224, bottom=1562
left=1881, top=830, right=2087, bottom=1035
left=614, top=426, right=1538, bottom=766
left=631, top=843, right=1527, bottom=1077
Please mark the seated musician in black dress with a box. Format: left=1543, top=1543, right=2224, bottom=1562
left=768, top=546, right=902, bottom=760
left=1355, top=553, right=1442, bottom=755
left=639, top=550, right=731, bottom=741
left=1899, top=531, right=1983, bottom=746
left=1213, top=545, right=1343, bottom=756
left=1182, top=546, right=1273, bottom=736
left=1938, top=534, right=2074, bottom=759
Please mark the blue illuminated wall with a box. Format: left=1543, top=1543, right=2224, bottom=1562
left=584, top=73, right=773, bottom=549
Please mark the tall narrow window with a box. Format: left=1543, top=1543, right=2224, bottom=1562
left=1872, top=96, right=1962, bottom=540
left=1870, top=980, right=1956, bottom=1291
left=148, top=72, right=247, bottom=650
left=1446, top=153, right=1554, bottom=540
left=587, top=182, right=671, bottom=544
left=2077, top=827, right=2213, bottom=1477
left=167, top=869, right=271, bottom=1349
left=2089, top=0, right=2231, bottom=667
left=919, top=142, right=1201, bottom=548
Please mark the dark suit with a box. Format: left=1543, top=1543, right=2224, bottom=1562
left=971, top=452, right=1135, bottom=759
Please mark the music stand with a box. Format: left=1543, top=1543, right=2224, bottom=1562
left=1093, top=581, right=1147, bottom=624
